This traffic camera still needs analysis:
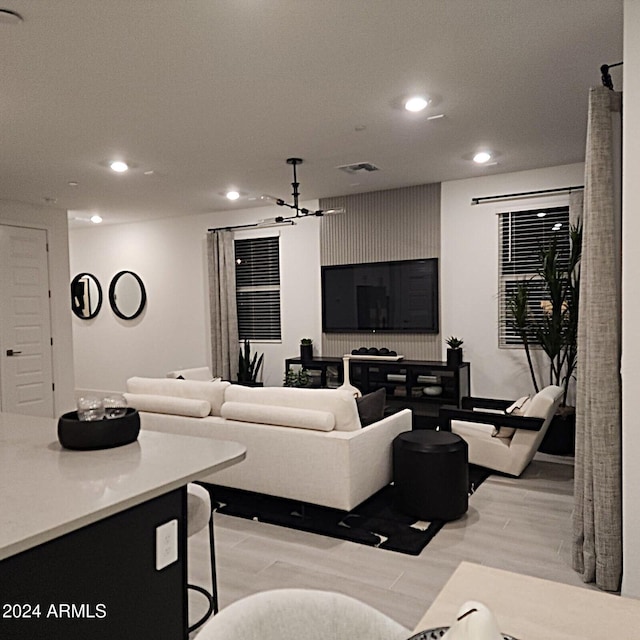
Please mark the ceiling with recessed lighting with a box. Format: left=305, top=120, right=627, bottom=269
left=0, top=1, right=623, bottom=227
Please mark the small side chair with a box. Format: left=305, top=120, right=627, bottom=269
left=439, top=385, right=563, bottom=476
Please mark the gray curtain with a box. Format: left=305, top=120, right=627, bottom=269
left=572, top=86, right=622, bottom=591
left=569, top=190, right=583, bottom=227
left=207, top=230, right=238, bottom=381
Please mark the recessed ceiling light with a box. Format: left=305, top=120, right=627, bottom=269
left=110, top=161, right=129, bottom=173
left=404, top=96, right=430, bottom=112
left=90, top=214, right=103, bottom=224
left=143, top=170, right=155, bottom=176
left=226, top=190, right=240, bottom=201
left=473, top=151, right=492, bottom=164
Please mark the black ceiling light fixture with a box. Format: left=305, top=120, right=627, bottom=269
left=601, top=61, right=623, bottom=90
left=210, top=157, right=344, bottom=232
left=260, top=158, right=344, bottom=222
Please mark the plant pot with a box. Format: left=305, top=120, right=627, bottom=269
left=539, top=409, right=575, bottom=455
left=300, top=344, right=313, bottom=362
left=446, top=348, right=463, bottom=367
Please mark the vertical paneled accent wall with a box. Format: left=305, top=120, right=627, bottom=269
left=319, top=183, right=441, bottom=360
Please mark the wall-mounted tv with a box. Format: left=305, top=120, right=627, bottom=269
left=321, top=258, right=439, bottom=333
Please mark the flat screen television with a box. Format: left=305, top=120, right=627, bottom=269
left=321, top=258, right=439, bottom=333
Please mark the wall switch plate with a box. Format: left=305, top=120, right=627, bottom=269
left=155, top=519, right=178, bottom=571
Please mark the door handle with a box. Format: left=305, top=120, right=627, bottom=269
left=6, top=349, right=22, bottom=356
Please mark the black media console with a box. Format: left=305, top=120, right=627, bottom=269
left=284, top=356, right=470, bottom=429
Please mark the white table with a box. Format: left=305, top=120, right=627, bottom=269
left=415, top=561, right=640, bottom=639
left=0, top=411, right=246, bottom=639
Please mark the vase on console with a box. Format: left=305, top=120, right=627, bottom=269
left=337, top=355, right=362, bottom=398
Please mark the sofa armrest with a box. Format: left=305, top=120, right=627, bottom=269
left=329, top=408, right=412, bottom=509
left=329, top=408, right=412, bottom=441
left=439, top=406, right=544, bottom=432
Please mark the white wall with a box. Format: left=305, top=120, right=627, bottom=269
left=622, top=0, right=640, bottom=598
left=0, top=199, right=76, bottom=414
left=71, top=164, right=592, bottom=404
left=441, top=163, right=585, bottom=400
left=69, top=202, right=322, bottom=393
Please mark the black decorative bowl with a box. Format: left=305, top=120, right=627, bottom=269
left=58, top=408, right=140, bottom=450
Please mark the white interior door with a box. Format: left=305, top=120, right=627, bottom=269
left=0, top=225, right=55, bottom=417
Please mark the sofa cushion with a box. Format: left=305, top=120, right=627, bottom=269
left=356, top=388, right=386, bottom=427
left=224, top=385, right=361, bottom=431
left=220, top=401, right=335, bottom=431
left=460, top=422, right=500, bottom=437
left=493, top=395, right=531, bottom=438
left=524, top=386, right=561, bottom=419
left=505, top=395, right=530, bottom=415
left=124, top=393, right=211, bottom=418
left=126, top=377, right=230, bottom=416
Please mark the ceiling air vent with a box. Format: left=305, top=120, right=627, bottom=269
left=337, top=162, right=380, bottom=175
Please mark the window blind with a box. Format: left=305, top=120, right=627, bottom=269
left=235, top=236, right=281, bottom=341
left=498, top=206, right=570, bottom=347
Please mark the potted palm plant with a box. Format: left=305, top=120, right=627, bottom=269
left=505, top=223, right=582, bottom=454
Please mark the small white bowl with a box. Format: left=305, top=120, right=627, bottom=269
left=423, top=386, right=443, bottom=396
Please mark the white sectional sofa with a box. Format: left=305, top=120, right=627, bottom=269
left=125, top=377, right=412, bottom=511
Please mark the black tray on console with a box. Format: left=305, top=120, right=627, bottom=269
left=58, top=408, right=140, bottom=450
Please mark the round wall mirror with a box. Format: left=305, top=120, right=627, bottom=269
left=71, top=273, right=103, bottom=319
left=109, top=271, right=146, bottom=320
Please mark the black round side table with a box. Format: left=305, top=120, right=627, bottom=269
left=393, top=430, right=469, bottom=521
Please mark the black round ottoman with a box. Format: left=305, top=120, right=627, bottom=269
left=393, top=430, right=469, bottom=521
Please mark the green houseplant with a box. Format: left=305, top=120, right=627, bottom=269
left=237, top=339, right=264, bottom=385
left=505, top=223, right=582, bottom=453
left=283, top=368, right=310, bottom=387
left=505, top=224, right=581, bottom=405
left=445, top=336, right=464, bottom=367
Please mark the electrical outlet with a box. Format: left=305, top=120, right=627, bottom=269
left=155, top=519, right=178, bottom=570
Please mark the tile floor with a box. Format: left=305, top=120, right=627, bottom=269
left=188, top=452, right=593, bottom=635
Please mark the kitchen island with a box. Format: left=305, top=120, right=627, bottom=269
left=0, top=411, right=246, bottom=640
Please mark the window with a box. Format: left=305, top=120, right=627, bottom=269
left=235, top=236, right=281, bottom=341
left=498, top=205, right=570, bottom=347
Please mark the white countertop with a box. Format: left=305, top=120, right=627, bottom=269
left=415, top=561, right=640, bottom=639
left=0, top=412, right=246, bottom=561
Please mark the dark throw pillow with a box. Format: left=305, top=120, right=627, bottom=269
left=356, top=387, right=386, bottom=427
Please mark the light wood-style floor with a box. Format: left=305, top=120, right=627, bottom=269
left=188, top=452, right=593, bottom=635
